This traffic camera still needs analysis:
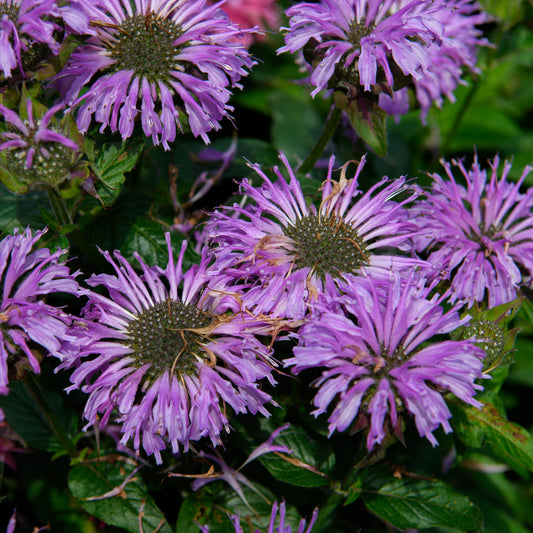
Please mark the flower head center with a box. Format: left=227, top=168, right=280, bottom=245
left=109, top=12, right=181, bottom=84
left=0, top=3, right=19, bottom=21
left=283, top=214, right=368, bottom=279
left=126, top=299, right=213, bottom=376
left=347, top=21, right=373, bottom=48
left=2, top=125, right=77, bottom=188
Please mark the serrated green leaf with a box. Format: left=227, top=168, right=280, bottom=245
left=333, top=91, right=387, bottom=157
left=257, top=420, right=335, bottom=488
left=121, top=217, right=197, bottom=268
left=85, top=136, right=145, bottom=206
left=69, top=460, right=172, bottom=533
left=450, top=392, right=533, bottom=477
left=361, top=470, right=482, bottom=530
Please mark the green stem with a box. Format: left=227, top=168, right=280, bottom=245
left=298, top=105, right=343, bottom=175
left=23, top=373, right=77, bottom=458
left=441, top=79, right=480, bottom=154
left=47, top=186, right=72, bottom=226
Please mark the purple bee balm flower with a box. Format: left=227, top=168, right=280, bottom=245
left=412, top=156, right=533, bottom=309
left=278, top=0, right=487, bottom=119
left=286, top=273, right=486, bottom=449
left=0, top=228, right=82, bottom=395
left=55, top=0, right=257, bottom=149
left=207, top=151, right=423, bottom=319
left=63, top=234, right=277, bottom=464
left=382, top=0, right=489, bottom=121
left=199, top=500, right=318, bottom=533
left=0, top=97, right=82, bottom=192
left=0, top=0, right=61, bottom=79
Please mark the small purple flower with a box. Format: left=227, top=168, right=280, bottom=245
left=0, top=97, right=82, bottom=192
left=0, top=228, right=81, bottom=395
left=0, top=0, right=63, bottom=79
left=55, top=0, right=257, bottom=149
left=207, top=151, right=423, bottom=319
left=383, top=0, right=489, bottom=121
left=286, top=273, right=486, bottom=449
left=412, top=156, right=533, bottom=308
left=199, top=500, right=318, bottom=533
left=63, top=234, right=277, bottom=464
left=278, top=0, right=487, bottom=119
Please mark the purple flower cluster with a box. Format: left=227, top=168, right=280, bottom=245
left=279, top=0, right=488, bottom=120
left=55, top=0, right=257, bottom=148
left=286, top=273, right=486, bottom=448
left=0, top=0, right=62, bottom=79
left=0, top=228, right=81, bottom=395
left=62, top=234, right=277, bottom=464
left=413, top=156, right=533, bottom=308
left=207, top=152, right=423, bottom=319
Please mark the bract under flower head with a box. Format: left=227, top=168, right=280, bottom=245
left=207, top=151, right=423, bottom=319
left=55, top=0, right=257, bottom=149
left=0, top=0, right=61, bottom=79
left=0, top=227, right=81, bottom=395
left=0, top=96, right=85, bottom=194
left=286, top=273, right=486, bottom=448
left=412, top=156, right=533, bottom=308
left=278, top=0, right=488, bottom=119
left=64, top=234, right=277, bottom=464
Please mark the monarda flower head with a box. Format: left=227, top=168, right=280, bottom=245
left=0, top=95, right=87, bottom=194
left=207, top=151, right=422, bottom=319
left=55, top=0, right=257, bottom=149
left=0, top=228, right=81, bottom=395
left=63, top=234, right=277, bottom=464
left=278, top=0, right=488, bottom=120
left=412, top=156, right=533, bottom=309
left=286, top=273, right=486, bottom=449
left=0, top=0, right=62, bottom=80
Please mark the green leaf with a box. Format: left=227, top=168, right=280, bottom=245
left=83, top=193, right=199, bottom=268
left=176, top=491, right=235, bottom=533
left=85, top=135, right=145, bottom=207
left=270, top=92, right=324, bottom=165
left=69, top=459, right=172, bottom=533
left=258, top=422, right=335, bottom=487
left=121, top=217, right=194, bottom=267
left=0, top=380, right=77, bottom=454
left=360, top=468, right=482, bottom=530
left=450, top=392, right=533, bottom=477
left=508, top=337, right=533, bottom=387
left=0, top=188, right=47, bottom=233
left=334, top=90, right=387, bottom=157
left=182, top=483, right=305, bottom=533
